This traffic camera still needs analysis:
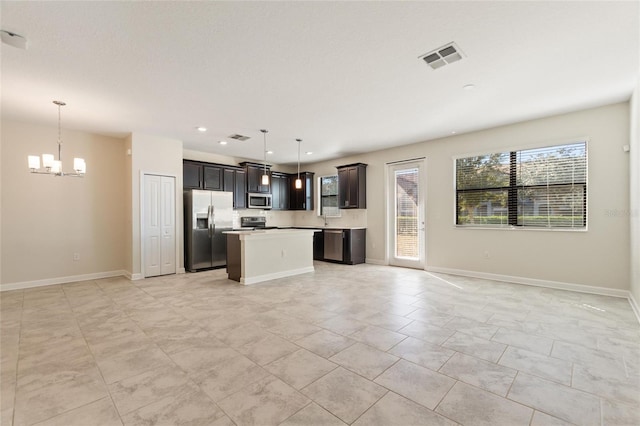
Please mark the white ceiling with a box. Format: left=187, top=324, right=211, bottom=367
left=1, top=1, right=638, bottom=166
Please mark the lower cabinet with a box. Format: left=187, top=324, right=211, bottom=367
left=313, top=231, right=324, bottom=260
left=312, top=228, right=365, bottom=265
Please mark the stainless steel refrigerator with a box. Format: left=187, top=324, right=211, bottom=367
left=184, top=190, right=233, bottom=271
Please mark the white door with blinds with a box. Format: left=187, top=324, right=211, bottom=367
left=387, top=160, right=426, bottom=269
left=143, top=174, right=176, bottom=277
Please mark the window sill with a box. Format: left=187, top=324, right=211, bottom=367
left=454, top=225, right=588, bottom=232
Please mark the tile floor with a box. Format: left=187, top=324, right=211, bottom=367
left=1, top=262, right=639, bottom=426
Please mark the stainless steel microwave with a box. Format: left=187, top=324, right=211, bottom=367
left=247, top=193, right=272, bottom=209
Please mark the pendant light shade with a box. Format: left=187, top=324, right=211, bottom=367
left=295, top=138, right=302, bottom=189
left=260, top=129, right=269, bottom=186
left=27, top=100, right=86, bottom=177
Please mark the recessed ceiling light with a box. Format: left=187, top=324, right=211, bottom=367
left=267, top=150, right=274, bottom=155
left=218, top=141, right=227, bottom=145
left=463, top=84, right=476, bottom=91
left=451, top=131, right=457, bottom=134
left=305, top=151, right=313, bottom=155
left=196, top=127, right=207, bottom=132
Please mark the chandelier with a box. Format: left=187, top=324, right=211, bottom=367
left=28, top=100, right=86, bottom=177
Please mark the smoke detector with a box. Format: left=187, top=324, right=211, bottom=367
left=228, top=134, right=250, bottom=141
left=420, top=42, right=464, bottom=70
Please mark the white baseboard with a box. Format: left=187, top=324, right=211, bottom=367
left=1, top=270, right=128, bottom=292
left=240, top=266, right=315, bottom=285
left=425, top=266, right=630, bottom=299
left=124, top=268, right=185, bottom=281
left=365, top=258, right=387, bottom=265
left=123, top=271, right=144, bottom=281
left=629, top=292, right=640, bottom=324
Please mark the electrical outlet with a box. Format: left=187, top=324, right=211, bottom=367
left=73, top=253, right=80, bottom=261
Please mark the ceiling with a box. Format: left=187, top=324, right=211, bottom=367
left=1, top=1, right=638, bottom=166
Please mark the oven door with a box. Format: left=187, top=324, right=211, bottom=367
left=247, top=193, right=272, bottom=209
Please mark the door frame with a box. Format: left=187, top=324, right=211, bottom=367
left=140, top=171, right=182, bottom=278
left=385, top=158, right=427, bottom=269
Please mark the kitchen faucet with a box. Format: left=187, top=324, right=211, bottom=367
left=323, top=212, right=329, bottom=227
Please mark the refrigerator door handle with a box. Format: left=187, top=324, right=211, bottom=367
left=208, top=205, right=213, bottom=238
left=211, top=205, right=216, bottom=233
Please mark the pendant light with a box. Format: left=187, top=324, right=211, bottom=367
left=295, top=138, right=302, bottom=189
left=260, top=129, right=269, bottom=186
left=27, top=100, right=86, bottom=177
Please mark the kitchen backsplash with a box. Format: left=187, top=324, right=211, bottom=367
left=234, top=209, right=367, bottom=229
left=293, top=209, right=367, bottom=228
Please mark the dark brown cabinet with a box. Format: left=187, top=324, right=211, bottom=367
left=313, top=228, right=366, bottom=265
left=241, top=162, right=271, bottom=194
left=313, top=231, right=324, bottom=260
left=234, top=170, right=246, bottom=209
left=289, top=172, right=314, bottom=211
left=344, top=228, right=366, bottom=264
left=223, top=167, right=246, bottom=209
left=271, top=172, right=290, bottom=210
left=183, top=161, right=202, bottom=189
left=203, top=165, right=223, bottom=191
left=337, top=163, right=367, bottom=209
left=183, top=160, right=246, bottom=209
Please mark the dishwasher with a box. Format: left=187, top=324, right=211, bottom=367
left=323, top=230, right=343, bottom=262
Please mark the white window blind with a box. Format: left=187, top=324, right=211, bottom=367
left=516, top=143, right=586, bottom=228
left=456, top=142, right=587, bottom=229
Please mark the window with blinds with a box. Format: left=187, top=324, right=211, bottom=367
left=456, top=142, right=587, bottom=229
left=319, top=175, right=340, bottom=217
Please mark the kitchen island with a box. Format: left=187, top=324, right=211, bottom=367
left=224, top=229, right=318, bottom=285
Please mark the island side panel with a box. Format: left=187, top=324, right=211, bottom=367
left=226, top=233, right=242, bottom=281
left=241, top=231, right=314, bottom=284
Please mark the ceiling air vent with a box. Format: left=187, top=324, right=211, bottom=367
left=420, top=42, right=464, bottom=70
left=229, top=134, right=250, bottom=141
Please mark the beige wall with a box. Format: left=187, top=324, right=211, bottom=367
left=129, top=133, right=184, bottom=278
left=630, top=77, right=640, bottom=304
left=1, top=120, right=126, bottom=287
left=304, top=103, right=631, bottom=290
left=124, top=134, right=133, bottom=274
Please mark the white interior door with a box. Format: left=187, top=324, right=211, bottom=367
left=388, top=160, right=426, bottom=269
left=160, top=176, right=176, bottom=275
left=144, top=174, right=176, bottom=277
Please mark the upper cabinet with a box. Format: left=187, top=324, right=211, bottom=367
left=241, top=162, right=271, bottom=194
left=223, top=167, right=246, bottom=209
left=184, top=160, right=315, bottom=211
left=183, top=161, right=203, bottom=189
left=337, top=163, right=367, bottom=209
left=289, top=172, right=314, bottom=211
left=203, top=165, right=223, bottom=191
left=183, top=160, right=246, bottom=208
left=271, top=172, right=290, bottom=210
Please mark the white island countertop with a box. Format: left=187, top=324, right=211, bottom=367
left=224, top=229, right=317, bottom=284
left=289, top=226, right=367, bottom=230
left=224, top=228, right=322, bottom=235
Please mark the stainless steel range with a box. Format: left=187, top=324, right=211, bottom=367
left=240, top=216, right=278, bottom=230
